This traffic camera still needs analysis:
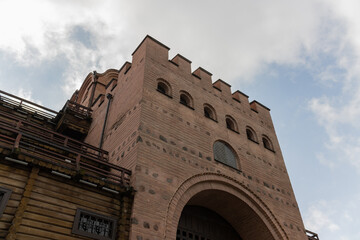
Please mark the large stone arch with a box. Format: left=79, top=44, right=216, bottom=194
left=164, top=173, right=288, bottom=240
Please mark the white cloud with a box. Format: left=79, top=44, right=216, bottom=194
left=305, top=201, right=340, bottom=233
left=305, top=198, right=360, bottom=239
left=307, top=0, right=360, bottom=172
left=0, top=0, right=129, bottom=95
left=316, top=152, right=336, bottom=169
left=17, top=88, right=31, bottom=100
left=16, top=88, right=42, bottom=105
left=0, top=0, right=335, bottom=96
left=310, top=93, right=360, bottom=171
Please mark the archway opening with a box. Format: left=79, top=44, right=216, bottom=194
left=176, top=190, right=275, bottom=240
left=177, top=206, right=241, bottom=240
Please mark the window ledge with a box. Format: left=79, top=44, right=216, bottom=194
left=205, top=116, right=218, bottom=123
left=180, top=102, right=194, bottom=110
left=248, top=138, right=259, bottom=144
left=227, top=128, right=239, bottom=134
left=264, top=146, right=275, bottom=153
left=214, top=159, right=241, bottom=173
left=156, top=89, right=173, bottom=98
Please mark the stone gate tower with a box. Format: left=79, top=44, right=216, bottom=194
left=71, top=35, right=308, bottom=240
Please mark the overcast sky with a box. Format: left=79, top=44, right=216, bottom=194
left=1, top=1, right=360, bottom=239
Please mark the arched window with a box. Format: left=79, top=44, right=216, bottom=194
left=225, top=115, right=238, bottom=132
left=213, top=141, right=238, bottom=169
left=262, top=135, right=274, bottom=151
left=157, top=79, right=172, bottom=97
left=179, top=91, right=194, bottom=108
left=246, top=127, right=258, bottom=143
left=204, top=104, right=217, bottom=121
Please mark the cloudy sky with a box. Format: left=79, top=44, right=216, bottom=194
left=1, top=0, right=360, bottom=238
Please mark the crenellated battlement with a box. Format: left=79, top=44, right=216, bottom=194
left=75, top=35, right=270, bottom=117
left=130, top=35, right=270, bottom=115
left=213, top=79, right=231, bottom=95
left=232, top=90, right=249, bottom=103
left=170, top=54, right=192, bottom=73
left=192, top=67, right=212, bottom=82
left=250, top=100, right=271, bottom=113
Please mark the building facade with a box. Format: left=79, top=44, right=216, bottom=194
left=0, top=36, right=318, bottom=240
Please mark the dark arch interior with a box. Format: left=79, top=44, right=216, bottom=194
left=246, top=128, right=256, bottom=142
left=177, top=206, right=242, bottom=240
left=157, top=82, right=169, bottom=95
left=180, top=94, right=191, bottom=107
left=226, top=118, right=236, bottom=131
left=262, top=137, right=272, bottom=150
left=204, top=106, right=214, bottom=120
left=177, top=190, right=275, bottom=240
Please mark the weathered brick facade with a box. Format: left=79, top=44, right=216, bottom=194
left=73, top=35, right=308, bottom=239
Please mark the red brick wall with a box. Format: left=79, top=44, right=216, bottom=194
left=80, top=36, right=307, bottom=240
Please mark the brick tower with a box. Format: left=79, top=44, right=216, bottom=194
left=70, top=35, right=309, bottom=240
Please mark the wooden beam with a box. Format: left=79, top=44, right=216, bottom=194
left=6, top=167, right=39, bottom=240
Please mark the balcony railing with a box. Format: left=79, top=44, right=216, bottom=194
left=0, top=110, right=131, bottom=186
left=61, top=100, right=92, bottom=118
left=0, top=90, right=58, bottom=119
left=306, top=230, right=319, bottom=240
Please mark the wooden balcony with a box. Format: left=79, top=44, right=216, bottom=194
left=55, top=100, right=92, bottom=140
left=0, top=109, right=131, bottom=187
left=0, top=90, right=57, bottom=127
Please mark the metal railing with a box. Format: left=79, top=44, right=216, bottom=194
left=306, top=230, right=319, bottom=240
left=0, top=110, right=131, bottom=186
left=0, top=90, right=58, bottom=119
